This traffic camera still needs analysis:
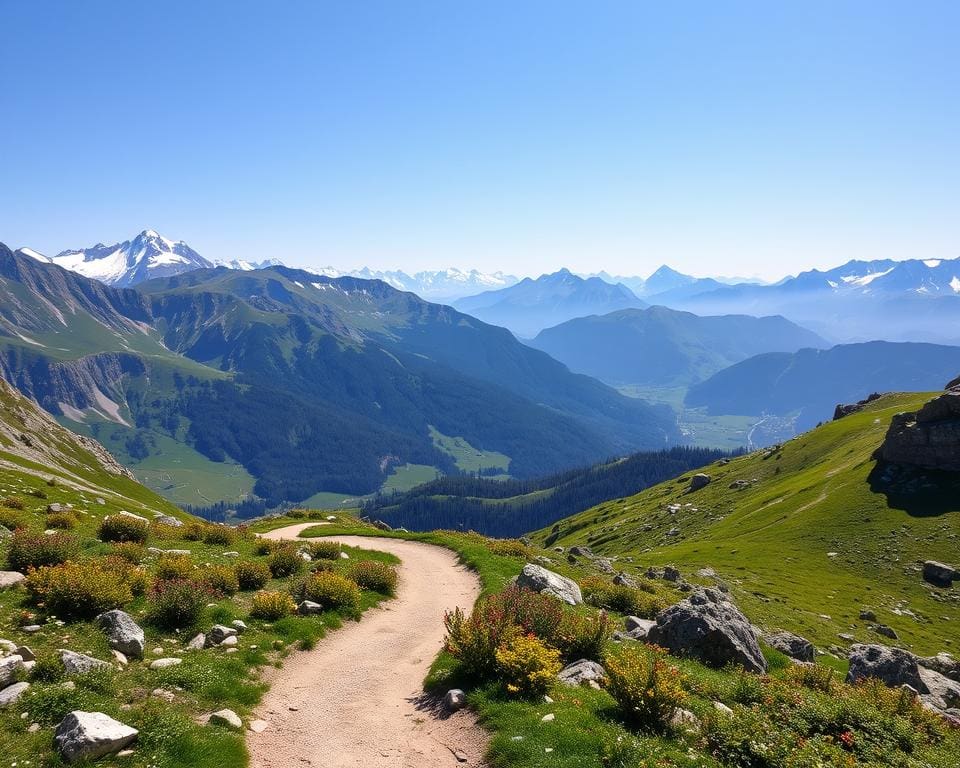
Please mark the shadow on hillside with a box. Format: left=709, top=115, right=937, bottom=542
left=868, top=461, right=960, bottom=517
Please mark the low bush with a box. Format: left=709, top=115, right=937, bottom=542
left=604, top=644, right=687, bottom=730
left=27, top=488, right=47, bottom=499
left=268, top=545, right=303, bottom=578
left=495, top=633, right=562, bottom=697
left=7, top=530, right=78, bottom=571
left=553, top=609, right=611, bottom=662
left=149, top=521, right=183, bottom=540
left=45, top=511, right=76, bottom=530
left=486, top=539, right=529, bottom=558
left=200, top=564, right=239, bottom=596
left=2, top=496, right=26, bottom=510
left=303, top=540, right=343, bottom=560
left=154, top=554, right=195, bottom=581
left=146, top=578, right=210, bottom=629
left=25, top=559, right=133, bottom=619
left=98, top=514, right=149, bottom=544
left=203, top=524, right=235, bottom=546
left=110, top=542, right=146, bottom=564
left=236, top=559, right=271, bottom=590
left=182, top=522, right=206, bottom=541
left=299, top=571, right=361, bottom=614
left=581, top=576, right=670, bottom=618
left=250, top=590, right=296, bottom=620
left=786, top=662, right=836, bottom=693
left=254, top=539, right=276, bottom=556
left=0, top=507, right=30, bottom=531
left=347, top=560, right=398, bottom=594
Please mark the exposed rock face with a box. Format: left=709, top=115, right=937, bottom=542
left=763, top=631, right=815, bottom=662
left=53, top=711, right=138, bottom=763
left=647, top=589, right=767, bottom=673
left=875, top=389, right=960, bottom=471
left=557, top=659, right=607, bottom=686
left=516, top=564, right=583, bottom=606
left=923, top=560, right=957, bottom=588
left=846, top=644, right=925, bottom=690
left=96, top=610, right=145, bottom=659
left=689, top=473, right=711, bottom=491
left=833, top=392, right=882, bottom=421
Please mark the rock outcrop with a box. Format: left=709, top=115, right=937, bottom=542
left=763, top=631, right=815, bottom=662
left=846, top=644, right=925, bottom=690
left=833, top=392, right=883, bottom=420
left=874, top=386, right=960, bottom=471
left=923, top=560, right=957, bottom=588
left=557, top=659, right=606, bottom=687
left=54, top=711, right=138, bottom=763
left=515, top=564, right=583, bottom=606
left=647, top=588, right=767, bottom=673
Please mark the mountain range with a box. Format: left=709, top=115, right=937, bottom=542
left=453, top=268, right=646, bottom=337
left=0, top=242, right=676, bottom=506
left=528, top=306, right=827, bottom=387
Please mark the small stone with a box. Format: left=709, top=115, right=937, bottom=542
left=541, top=713, right=555, bottom=722
left=151, top=688, right=175, bottom=703
left=713, top=701, right=734, bottom=715
left=186, top=633, right=206, bottom=651
left=208, top=709, right=243, bottom=730
left=340, top=551, right=350, bottom=559
left=149, top=658, right=182, bottom=670
left=205, top=625, right=238, bottom=647
left=59, top=650, right=110, bottom=676
left=0, top=572, right=26, bottom=590
left=231, top=620, right=248, bottom=633
left=248, top=719, right=269, bottom=733
left=27, top=722, right=40, bottom=733
left=219, top=635, right=238, bottom=647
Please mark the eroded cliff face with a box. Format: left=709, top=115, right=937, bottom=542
left=875, top=380, right=960, bottom=471
left=0, top=349, right=144, bottom=424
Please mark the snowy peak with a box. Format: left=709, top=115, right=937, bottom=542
left=214, top=257, right=284, bottom=271
left=793, top=256, right=960, bottom=295
left=300, top=266, right=518, bottom=300
left=51, top=229, right=213, bottom=287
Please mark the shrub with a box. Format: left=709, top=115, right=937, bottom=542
left=236, top=559, right=271, bottom=590
left=154, top=555, right=195, bottom=581
left=553, top=609, right=611, bottom=662
left=45, top=512, right=76, bottom=530
left=2, top=496, right=26, bottom=510
left=98, top=514, right=149, bottom=544
left=286, top=509, right=306, bottom=519
left=497, top=585, right=565, bottom=640
left=149, top=521, right=183, bottom=540
left=495, top=633, right=562, bottom=697
left=347, top=560, right=398, bottom=594
left=250, top=590, right=296, bottom=620
left=300, top=572, right=361, bottom=614
left=786, top=662, right=836, bottom=693
left=27, top=488, right=47, bottom=499
left=0, top=507, right=30, bottom=531
left=7, top=530, right=78, bottom=571
left=487, top=539, right=529, bottom=558
left=581, top=576, right=670, bottom=618
left=203, top=524, right=236, bottom=546
left=303, top=540, right=343, bottom=560
left=254, top=539, right=276, bottom=556
left=604, top=644, right=687, bottom=730
left=107, top=557, right=150, bottom=596
left=182, top=522, right=206, bottom=541
left=268, top=545, right=303, bottom=578
left=25, top=560, right=132, bottom=619
left=146, top=579, right=210, bottom=629
left=200, top=564, right=239, bottom=596
left=729, top=668, right=765, bottom=705
left=110, top=542, right=145, bottom=564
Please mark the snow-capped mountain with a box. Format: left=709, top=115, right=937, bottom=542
left=214, top=257, right=285, bottom=271
left=50, top=230, right=213, bottom=287
left=785, top=257, right=960, bottom=296
left=305, top=266, right=518, bottom=301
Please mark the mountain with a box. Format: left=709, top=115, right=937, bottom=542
left=215, top=257, right=285, bottom=271
left=664, top=256, right=960, bottom=344
left=685, top=341, right=960, bottom=431
left=0, top=244, right=677, bottom=507
left=532, top=390, right=960, bottom=654
left=49, top=229, right=213, bottom=287
left=453, top=269, right=646, bottom=337
left=309, top=266, right=519, bottom=302
left=529, top=306, right=827, bottom=387
left=362, top=445, right=734, bottom=537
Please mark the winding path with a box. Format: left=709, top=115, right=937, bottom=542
left=248, top=524, right=488, bottom=768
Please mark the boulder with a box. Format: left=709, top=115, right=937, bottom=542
left=443, top=689, right=466, bottom=712
left=0, top=655, right=23, bottom=687
left=0, top=572, right=25, bottom=590
left=918, top=667, right=960, bottom=712
left=205, top=625, right=238, bottom=647
left=96, top=610, right=145, bottom=659
left=872, top=624, right=899, bottom=640
left=763, top=631, right=814, bottom=662
left=612, top=572, right=637, bottom=588
left=846, top=644, right=926, bottom=691
left=298, top=600, right=323, bottom=615
left=0, top=681, right=29, bottom=707
left=647, top=589, right=767, bottom=673
left=557, top=659, right=607, bottom=687
left=118, top=511, right=149, bottom=523
left=923, top=561, right=957, bottom=588
left=15, top=645, right=35, bottom=661
left=60, top=650, right=111, bottom=676
left=918, top=652, right=960, bottom=683
left=208, top=709, right=242, bottom=729
left=186, top=633, right=206, bottom=651
left=149, top=658, right=182, bottom=670
left=153, top=515, right=183, bottom=527
left=372, top=520, right=392, bottom=531
left=689, top=473, right=711, bottom=491
left=624, top=616, right=657, bottom=635
left=53, top=711, right=138, bottom=763
left=516, top=564, right=582, bottom=606
left=859, top=609, right=877, bottom=622
left=663, top=566, right=681, bottom=583
left=569, top=546, right=593, bottom=558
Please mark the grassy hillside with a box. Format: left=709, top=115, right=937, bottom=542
left=532, top=392, right=960, bottom=655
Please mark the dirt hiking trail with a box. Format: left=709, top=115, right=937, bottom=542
left=248, top=524, right=488, bottom=767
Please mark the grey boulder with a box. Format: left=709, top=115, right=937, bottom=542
left=0, top=572, right=25, bottom=590
left=0, top=681, right=29, bottom=707
left=763, top=631, right=815, bottom=663
left=557, top=659, right=607, bottom=687
left=923, top=561, right=957, bottom=588
left=689, top=473, right=711, bottom=491
left=60, top=650, right=111, bottom=676
left=205, top=625, right=238, bottom=647
left=96, top=610, right=145, bottom=659
left=0, top=655, right=23, bottom=687
left=647, top=588, right=767, bottom=673
left=516, top=564, right=582, bottom=606
left=54, top=711, right=138, bottom=763
left=846, top=644, right=926, bottom=691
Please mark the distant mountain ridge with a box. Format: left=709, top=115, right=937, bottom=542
left=454, top=268, right=646, bottom=336
left=529, top=306, right=827, bottom=387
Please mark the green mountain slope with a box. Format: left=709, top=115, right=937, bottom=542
left=532, top=391, right=960, bottom=655
left=529, top=305, right=827, bottom=387
left=686, top=341, right=960, bottom=431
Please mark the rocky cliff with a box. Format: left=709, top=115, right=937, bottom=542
left=874, top=378, right=960, bottom=471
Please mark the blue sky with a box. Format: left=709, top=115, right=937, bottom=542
left=1, top=1, right=957, bottom=280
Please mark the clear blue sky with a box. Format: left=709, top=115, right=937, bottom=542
left=1, top=1, right=957, bottom=280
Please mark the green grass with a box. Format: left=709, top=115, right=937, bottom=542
left=301, top=462, right=444, bottom=510
left=531, top=391, right=960, bottom=655
left=429, top=425, right=511, bottom=474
